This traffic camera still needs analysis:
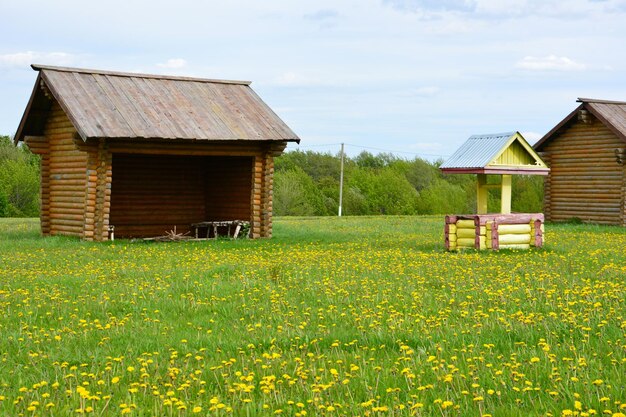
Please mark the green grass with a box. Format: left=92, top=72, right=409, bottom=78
left=1, top=216, right=625, bottom=416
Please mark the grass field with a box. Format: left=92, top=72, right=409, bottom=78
left=1, top=217, right=625, bottom=417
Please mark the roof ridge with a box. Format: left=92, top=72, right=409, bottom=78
left=31, top=64, right=252, bottom=86
left=577, top=97, right=626, bottom=105
left=469, top=131, right=516, bottom=139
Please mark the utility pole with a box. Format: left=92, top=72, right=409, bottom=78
left=338, top=143, right=344, bottom=217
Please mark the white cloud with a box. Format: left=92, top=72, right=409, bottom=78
left=0, top=51, right=76, bottom=68
left=516, top=55, right=586, bottom=71
left=384, top=0, right=626, bottom=18
left=157, top=58, right=187, bottom=69
left=384, top=0, right=476, bottom=13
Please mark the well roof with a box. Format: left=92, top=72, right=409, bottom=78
left=440, top=131, right=549, bottom=175
left=15, top=65, right=300, bottom=143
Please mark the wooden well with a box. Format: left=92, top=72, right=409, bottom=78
left=440, top=132, right=549, bottom=251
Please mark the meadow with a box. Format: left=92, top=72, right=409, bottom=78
left=0, top=216, right=625, bottom=417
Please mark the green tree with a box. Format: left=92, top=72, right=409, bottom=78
left=0, top=135, right=40, bottom=217
left=0, top=188, right=8, bottom=217
left=274, top=167, right=325, bottom=216
left=272, top=150, right=544, bottom=217
left=275, top=150, right=343, bottom=182
left=347, top=167, right=418, bottom=215
left=416, top=179, right=469, bottom=214
left=392, top=158, right=440, bottom=192
left=512, top=175, right=544, bottom=213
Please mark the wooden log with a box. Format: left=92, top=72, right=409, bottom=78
left=107, top=146, right=264, bottom=157
left=498, top=234, right=531, bottom=245
left=49, top=173, right=87, bottom=181
left=550, top=212, right=619, bottom=220
left=491, top=221, right=499, bottom=250
left=550, top=204, right=620, bottom=213
left=499, top=244, right=531, bottom=250
left=50, top=218, right=83, bottom=226
left=49, top=206, right=84, bottom=214
left=49, top=162, right=87, bottom=169
left=456, top=219, right=475, bottom=228
left=473, top=213, right=544, bottom=225
left=445, top=215, right=458, bottom=224
left=50, top=230, right=82, bottom=237
left=45, top=126, right=77, bottom=135
left=49, top=213, right=85, bottom=221
left=457, top=238, right=475, bottom=247
left=457, top=228, right=476, bottom=239
left=548, top=193, right=619, bottom=200
left=497, top=224, right=532, bottom=234
left=532, top=219, right=543, bottom=247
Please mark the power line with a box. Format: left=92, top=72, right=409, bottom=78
left=344, top=143, right=449, bottom=158
left=289, top=142, right=450, bottom=159
left=292, top=143, right=343, bottom=148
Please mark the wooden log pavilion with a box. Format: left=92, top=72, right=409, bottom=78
left=534, top=98, right=626, bottom=226
left=14, top=65, right=300, bottom=240
left=440, top=132, right=549, bottom=250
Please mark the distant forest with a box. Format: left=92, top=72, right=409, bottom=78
left=274, top=150, right=544, bottom=216
left=0, top=136, right=544, bottom=218
left=0, top=135, right=39, bottom=217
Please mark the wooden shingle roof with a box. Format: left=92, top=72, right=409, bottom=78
left=534, top=98, right=626, bottom=151
left=15, top=65, right=300, bottom=143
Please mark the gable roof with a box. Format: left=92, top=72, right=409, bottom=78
left=534, top=98, right=626, bottom=151
left=440, top=131, right=549, bottom=175
left=15, top=65, right=300, bottom=143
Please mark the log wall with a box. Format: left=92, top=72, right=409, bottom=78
left=205, top=156, right=252, bottom=222
left=110, top=154, right=205, bottom=237
left=26, top=107, right=283, bottom=240
left=250, top=152, right=274, bottom=238
left=23, top=135, right=50, bottom=234
left=80, top=139, right=113, bottom=241
left=540, top=116, right=626, bottom=225
left=43, top=101, right=87, bottom=237
left=109, top=154, right=255, bottom=238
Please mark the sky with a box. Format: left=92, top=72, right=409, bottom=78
left=1, top=0, right=626, bottom=160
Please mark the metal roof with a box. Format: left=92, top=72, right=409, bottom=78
left=534, top=97, right=626, bottom=151
left=15, top=64, right=300, bottom=143
left=440, top=132, right=517, bottom=169
left=440, top=131, right=549, bottom=175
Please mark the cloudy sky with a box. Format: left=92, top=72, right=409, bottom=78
left=1, top=0, right=625, bottom=159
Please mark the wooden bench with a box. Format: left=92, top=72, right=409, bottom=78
left=191, top=220, right=249, bottom=239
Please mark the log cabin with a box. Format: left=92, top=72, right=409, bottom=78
left=14, top=65, right=300, bottom=240
left=534, top=98, right=626, bottom=226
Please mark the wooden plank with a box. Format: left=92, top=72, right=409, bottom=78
left=474, top=213, right=544, bottom=225
left=533, top=220, right=543, bottom=247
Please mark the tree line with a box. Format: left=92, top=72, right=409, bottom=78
left=0, top=136, right=543, bottom=218
left=274, top=150, right=544, bottom=216
left=0, top=135, right=39, bottom=217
